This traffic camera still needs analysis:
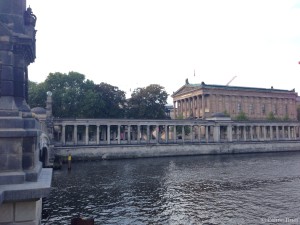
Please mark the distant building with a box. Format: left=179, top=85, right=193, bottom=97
left=165, top=104, right=174, bottom=119
left=172, top=82, right=298, bottom=121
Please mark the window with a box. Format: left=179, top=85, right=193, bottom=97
left=249, top=104, right=254, bottom=115
left=262, top=104, right=266, bottom=115
left=273, top=104, right=277, bottom=115
left=237, top=103, right=242, bottom=113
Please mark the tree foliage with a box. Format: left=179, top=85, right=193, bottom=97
left=28, top=80, right=47, bottom=108
left=127, top=84, right=168, bottom=119
left=235, top=111, right=248, bottom=121
left=29, top=72, right=126, bottom=118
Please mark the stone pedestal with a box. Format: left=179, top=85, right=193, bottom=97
left=0, top=1, right=52, bottom=224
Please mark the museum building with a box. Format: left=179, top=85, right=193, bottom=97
left=172, top=82, right=298, bottom=120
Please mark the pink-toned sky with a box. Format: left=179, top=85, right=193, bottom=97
left=27, top=0, right=300, bottom=103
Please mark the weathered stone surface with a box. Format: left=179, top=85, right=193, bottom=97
left=15, top=201, right=37, bottom=222
left=7, top=154, right=22, bottom=171
left=0, top=168, right=52, bottom=203
left=0, top=172, right=25, bottom=185
left=0, top=138, right=22, bottom=154
left=22, top=154, right=33, bottom=170
left=0, top=202, right=13, bottom=222
left=23, top=137, right=35, bottom=153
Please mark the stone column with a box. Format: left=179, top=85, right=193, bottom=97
left=74, top=125, right=78, bottom=145
left=147, top=125, right=150, bottom=143
left=213, top=125, right=220, bottom=142
left=182, top=125, right=185, bottom=143
left=156, top=125, right=159, bottom=143
left=127, top=125, right=131, bottom=144
left=276, top=126, right=279, bottom=140
left=85, top=125, right=89, bottom=145
left=256, top=126, right=260, bottom=140
left=243, top=126, right=247, bottom=141
left=174, top=125, right=177, bottom=143
left=62, top=125, right=66, bottom=145
left=186, top=99, right=189, bottom=118
left=107, top=125, right=111, bottom=144
left=205, top=126, right=209, bottom=142
left=288, top=126, right=291, bottom=140
left=236, top=126, right=240, bottom=141
left=173, top=101, right=177, bottom=118
left=96, top=125, right=99, bottom=145
left=117, top=125, right=121, bottom=144
left=165, top=125, right=168, bottom=143
left=263, top=126, right=267, bottom=141
left=198, top=126, right=201, bottom=142
left=250, top=126, right=253, bottom=140
left=227, top=124, right=232, bottom=142
left=202, top=95, right=205, bottom=119
left=193, top=97, right=196, bottom=118
left=270, top=126, right=273, bottom=140
left=137, top=125, right=141, bottom=144
left=196, top=95, right=200, bottom=118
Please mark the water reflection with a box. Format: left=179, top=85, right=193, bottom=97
left=43, top=152, right=300, bottom=224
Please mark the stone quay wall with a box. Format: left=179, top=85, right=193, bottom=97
left=53, top=141, right=300, bottom=161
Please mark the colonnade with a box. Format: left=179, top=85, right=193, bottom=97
left=52, top=119, right=300, bottom=146
left=173, top=94, right=297, bottom=120
left=173, top=95, right=207, bottom=119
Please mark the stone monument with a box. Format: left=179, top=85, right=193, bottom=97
left=0, top=0, right=52, bottom=224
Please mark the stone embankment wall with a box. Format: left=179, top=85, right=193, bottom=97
left=53, top=141, right=300, bottom=161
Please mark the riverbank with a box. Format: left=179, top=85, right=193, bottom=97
left=53, top=140, right=300, bottom=161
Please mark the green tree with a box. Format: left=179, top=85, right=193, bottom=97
left=235, top=111, right=248, bottom=120
left=127, top=84, right=168, bottom=119
left=43, top=72, right=90, bottom=117
left=28, top=81, right=47, bottom=108
left=29, top=72, right=127, bottom=118
left=93, top=82, right=126, bottom=118
left=267, top=112, right=276, bottom=121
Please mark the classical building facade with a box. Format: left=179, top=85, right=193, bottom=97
left=172, top=82, right=298, bottom=120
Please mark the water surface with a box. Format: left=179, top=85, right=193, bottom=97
left=43, top=152, right=300, bottom=224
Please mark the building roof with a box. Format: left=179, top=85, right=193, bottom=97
left=172, top=82, right=297, bottom=98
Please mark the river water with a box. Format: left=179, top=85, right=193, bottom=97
left=42, top=152, right=300, bottom=225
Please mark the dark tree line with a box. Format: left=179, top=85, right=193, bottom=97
left=29, top=72, right=169, bottom=119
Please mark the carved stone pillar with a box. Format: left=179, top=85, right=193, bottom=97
left=127, top=125, right=131, bottom=144
left=227, top=124, right=232, bottom=142
left=173, top=101, right=177, bottom=118
left=74, top=125, right=78, bottom=145
left=147, top=125, right=150, bottom=143
left=85, top=125, right=89, bottom=145
left=96, top=125, right=99, bottom=145
left=173, top=125, right=177, bottom=143
left=117, top=125, right=121, bottom=144
left=156, top=125, right=159, bottom=143
left=62, top=125, right=66, bottom=145
left=201, top=95, right=205, bottom=118
left=107, top=125, right=111, bottom=144
left=137, top=125, right=141, bottom=144
left=165, top=125, right=168, bottom=143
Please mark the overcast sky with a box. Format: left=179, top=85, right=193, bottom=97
left=26, top=0, right=300, bottom=103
